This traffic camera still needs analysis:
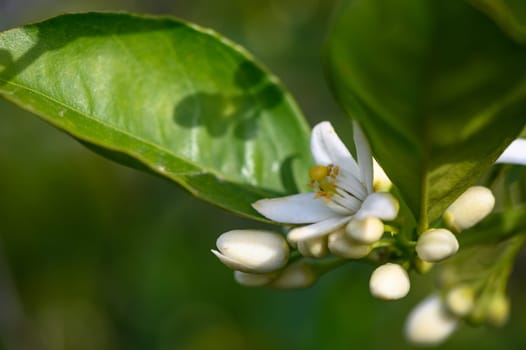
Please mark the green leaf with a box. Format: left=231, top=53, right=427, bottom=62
left=0, top=13, right=312, bottom=221
left=470, top=0, right=526, bottom=44
left=324, top=0, right=526, bottom=228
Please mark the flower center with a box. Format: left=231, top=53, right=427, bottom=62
left=308, top=164, right=339, bottom=199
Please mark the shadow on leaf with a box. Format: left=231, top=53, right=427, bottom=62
left=173, top=60, right=283, bottom=140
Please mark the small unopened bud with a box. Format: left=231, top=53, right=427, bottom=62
left=297, top=236, right=329, bottom=258
left=346, top=217, right=384, bottom=244
left=234, top=271, right=276, bottom=287
left=369, top=263, right=410, bottom=300
left=443, top=186, right=495, bottom=233
left=373, top=158, right=392, bottom=192
left=405, top=295, right=458, bottom=346
left=328, top=229, right=372, bottom=259
left=486, top=294, right=510, bottom=327
left=212, top=230, right=289, bottom=273
left=446, top=285, right=475, bottom=317
left=416, top=228, right=459, bottom=263
left=270, top=260, right=316, bottom=289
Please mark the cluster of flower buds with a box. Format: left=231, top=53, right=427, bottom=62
left=405, top=186, right=500, bottom=346
left=212, top=121, right=497, bottom=310
left=212, top=121, right=410, bottom=292
left=415, top=186, right=495, bottom=265
left=211, top=229, right=318, bottom=289
left=405, top=285, right=510, bottom=346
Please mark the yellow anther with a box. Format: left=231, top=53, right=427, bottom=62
left=308, top=164, right=339, bottom=199
left=309, top=165, right=329, bottom=182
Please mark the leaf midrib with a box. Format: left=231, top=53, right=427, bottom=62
left=0, top=77, right=276, bottom=194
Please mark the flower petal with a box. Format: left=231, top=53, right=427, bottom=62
left=353, top=121, right=373, bottom=193
left=355, top=192, right=399, bottom=221
left=287, top=216, right=350, bottom=243
left=310, top=121, right=360, bottom=177
left=496, top=139, right=526, bottom=165
left=336, top=167, right=368, bottom=200
left=252, top=193, right=337, bottom=224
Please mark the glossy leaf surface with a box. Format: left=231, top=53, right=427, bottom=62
left=325, top=0, right=526, bottom=226
left=0, top=13, right=312, bottom=220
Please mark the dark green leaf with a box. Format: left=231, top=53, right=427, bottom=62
left=325, top=0, right=526, bottom=227
left=470, top=0, right=526, bottom=44
left=0, top=13, right=312, bottom=221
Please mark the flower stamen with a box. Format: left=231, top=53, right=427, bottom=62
left=308, top=164, right=339, bottom=200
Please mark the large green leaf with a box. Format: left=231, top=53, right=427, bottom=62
left=0, top=13, right=312, bottom=221
left=470, top=0, right=526, bottom=44
left=325, top=0, right=526, bottom=227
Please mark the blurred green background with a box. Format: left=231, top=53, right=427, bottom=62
left=1, top=1, right=526, bottom=349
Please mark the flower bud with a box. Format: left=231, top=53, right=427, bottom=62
left=345, top=217, right=384, bottom=244
left=405, top=295, right=458, bottom=346
left=446, top=285, right=475, bottom=317
left=234, top=271, right=276, bottom=287
left=270, top=260, right=316, bottom=289
left=212, top=230, right=289, bottom=273
left=328, top=229, right=372, bottom=259
left=443, top=186, right=495, bottom=233
left=297, top=236, right=329, bottom=258
left=486, top=294, right=510, bottom=327
left=369, top=263, right=410, bottom=300
left=373, top=158, right=392, bottom=192
left=416, top=228, right=459, bottom=263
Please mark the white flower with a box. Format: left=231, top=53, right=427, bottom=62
left=416, top=228, right=459, bottom=263
left=443, top=186, right=495, bottom=233
left=252, top=121, right=398, bottom=249
left=405, top=294, right=458, bottom=346
left=369, top=263, right=410, bottom=300
left=496, top=138, right=526, bottom=165
left=211, top=230, right=289, bottom=273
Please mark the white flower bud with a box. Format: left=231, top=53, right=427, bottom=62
left=297, top=236, right=329, bottom=258
left=369, top=263, right=410, bottom=300
left=234, top=271, right=276, bottom=287
left=486, top=294, right=510, bottom=327
left=446, top=285, right=475, bottom=317
left=328, top=229, right=372, bottom=259
left=212, top=230, right=289, bottom=273
left=373, top=158, right=392, bottom=192
left=270, top=260, right=316, bottom=289
left=416, top=228, right=459, bottom=263
left=405, top=295, right=458, bottom=346
left=443, top=186, right=495, bottom=233
left=346, top=217, right=384, bottom=244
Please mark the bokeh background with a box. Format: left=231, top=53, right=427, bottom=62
left=1, top=0, right=526, bottom=349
